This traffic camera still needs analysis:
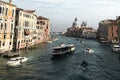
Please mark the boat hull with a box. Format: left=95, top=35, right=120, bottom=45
left=52, top=47, right=75, bottom=56
left=52, top=50, right=75, bottom=56
left=6, top=57, right=28, bottom=66
left=111, top=44, right=120, bottom=53
left=7, top=60, right=21, bottom=66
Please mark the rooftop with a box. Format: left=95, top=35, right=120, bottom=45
left=0, top=0, right=16, bottom=7
left=37, top=16, right=49, bottom=20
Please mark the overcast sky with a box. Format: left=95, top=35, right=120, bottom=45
left=5, top=0, right=120, bottom=32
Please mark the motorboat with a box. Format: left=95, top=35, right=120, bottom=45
left=52, top=43, right=75, bottom=56
left=80, top=40, right=84, bottom=43
left=85, top=48, right=94, bottom=53
left=99, top=38, right=107, bottom=43
left=6, top=60, right=21, bottom=66
left=111, top=44, right=120, bottom=52
left=46, top=40, right=52, bottom=43
left=10, top=57, right=28, bottom=63
left=6, top=57, right=28, bottom=66
left=53, top=38, right=58, bottom=41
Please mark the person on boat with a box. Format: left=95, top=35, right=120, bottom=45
left=81, top=61, right=88, bottom=67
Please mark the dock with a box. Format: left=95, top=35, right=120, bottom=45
left=1, top=51, right=20, bottom=58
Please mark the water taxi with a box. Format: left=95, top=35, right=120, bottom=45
left=6, top=57, right=28, bottom=66
left=52, top=43, right=75, bottom=56
left=85, top=48, right=94, bottom=53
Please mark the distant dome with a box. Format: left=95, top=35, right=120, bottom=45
left=72, top=18, right=80, bottom=28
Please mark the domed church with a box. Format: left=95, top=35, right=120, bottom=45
left=72, top=18, right=80, bottom=28
left=65, top=18, right=82, bottom=37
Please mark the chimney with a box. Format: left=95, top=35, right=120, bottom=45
left=9, top=0, right=12, bottom=4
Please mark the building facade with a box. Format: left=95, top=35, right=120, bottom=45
left=81, top=27, right=97, bottom=39
left=36, top=16, right=50, bottom=43
left=116, top=16, right=120, bottom=42
left=98, top=20, right=118, bottom=42
left=13, top=8, right=37, bottom=50
left=65, top=18, right=96, bottom=38
left=65, top=18, right=82, bottom=37
left=0, top=0, right=16, bottom=52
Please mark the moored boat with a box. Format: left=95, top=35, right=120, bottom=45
left=111, top=44, right=120, bottom=52
left=52, top=43, right=75, bottom=56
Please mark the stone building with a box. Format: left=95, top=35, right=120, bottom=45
left=65, top=18, right=96, bottom=38
left=116, top=16, right=120, bottom=42
left=0, top=0, right=16, bottom=52
left=65, top=18, right=82, bottom=37
left=98, top=20, right=118, bottom=42
left=13, top=8, right=37, bottom=50
left=36, top=16, right=50, bottom=43
left=81, top=27, right=97, bottom=39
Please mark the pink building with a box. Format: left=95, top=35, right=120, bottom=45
left=36, top=16, right=50, bottom=43
left=98, top=20, right=118, bottom=42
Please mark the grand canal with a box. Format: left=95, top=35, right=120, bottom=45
left=0, top=36, right=120, bottom=80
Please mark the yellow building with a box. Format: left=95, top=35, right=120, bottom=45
left=13, top=8, right=37, bottom=50
left=36, top=16, right=50, bottom=43
left=0, top=0, right=16, bottom=52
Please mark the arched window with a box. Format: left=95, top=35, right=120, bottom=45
left=0, top=7, right=2, bottom=14
left=2, top=7, right=4, bottom=15
left=12, top=9, right=14, bottom=17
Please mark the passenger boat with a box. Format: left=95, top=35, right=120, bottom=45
left=52, top=43, right=75, bottom=56
left=47, top=41, right=52, bottom=43
left=111, top=44, right=120, bottom=52
left=85, top=48, right=94, bottom=53
left=6, top=57, right=28, bottom=66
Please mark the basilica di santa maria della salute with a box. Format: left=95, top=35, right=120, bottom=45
left=65, top=18, right=97, bottom=39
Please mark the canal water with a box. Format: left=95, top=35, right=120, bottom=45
left=0, top=36, right=120, bottom=80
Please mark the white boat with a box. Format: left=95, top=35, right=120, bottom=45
left=7, top=57, right=28, bottom=66
left=53, top=38, right=58, bottom=41
left=52, top=43, right=75, bottom=56
left=111, top=44, right=120, bottom=52
left=47, top=41, right=52, bottom=43
left=6, top=60, right=21, bottom=66
left=11, top=57, right=28, bottom=63
left=80, top=40, right=84, bottom=43
left=85, top=48, right=94, bottom=53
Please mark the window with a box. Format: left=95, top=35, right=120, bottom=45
left=11, top=24, right=13, bottom=30
left=15, top=20, right=18, bottom=26
left=0, top=23, right=3, bottom=30
left=2, top=7, right=4, bottom=15
left=9, top=42, right=11, bottom=45
left=10, top=35, right=12, bottom=39
left=4, top=35, right=6, bottom=39
left=6, top=8, right=8, bottom=16
left=0, top=7, right=2, bottom=14
left=5, top=23, right=7, bottom=30
left=25, top=21, right=29, bottom=27
left=47, top=26, right=48, bottom=29
left=0, top=41, right=1, bottom=47
left=12, top=9, right=14, bottom=17
left=3, top=42, right=5, bottom=46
